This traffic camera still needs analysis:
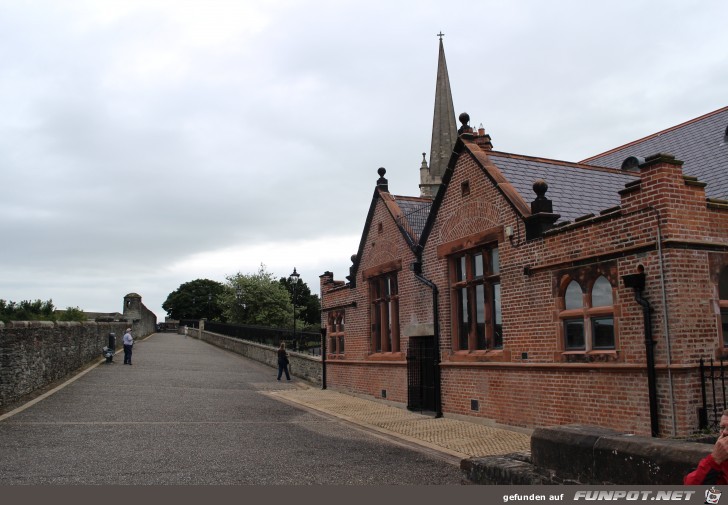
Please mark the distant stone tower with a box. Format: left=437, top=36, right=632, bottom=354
left=419, top=33, right=457, bottom=198
left=123, top=292, right=142, bottom=323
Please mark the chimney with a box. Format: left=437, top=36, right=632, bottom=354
left=474, top=122, right=494, bottom=150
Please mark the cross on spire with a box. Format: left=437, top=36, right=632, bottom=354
left=437, top=31, right=444, bottom=40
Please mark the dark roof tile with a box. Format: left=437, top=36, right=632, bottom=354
left=581, top=106, right=728, bottom=199
left=488, top=153, right=638, bottom=224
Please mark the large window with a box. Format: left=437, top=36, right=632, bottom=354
left=720, top=267, right=728, bottom=347
left=369, top=271, right=399, bottom=353
left=559, top=275, right=615, bottom=351
left=327, top=311, right=345, bottom=355
left=451, top=246, right=501, bottom=351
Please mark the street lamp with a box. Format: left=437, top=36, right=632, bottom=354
left=289, top=267, right=300, bottom=349
left=235, top=286, right=246, bottom=322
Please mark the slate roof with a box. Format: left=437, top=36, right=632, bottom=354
left=393, top=195, right=432, bottom=242
left=581, top=106, right=728, bottom=200
left=487, top=152, right=638, bottom=224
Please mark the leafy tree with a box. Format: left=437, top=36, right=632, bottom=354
left=58, top=306, right=87, bottom=322
left=222, top=264, right=292, bottom=328
left=0, top=299, right=57, bottom=323
left=279, top=275, right=321, bottom=330
left=162, top=279, right=226, bottom=321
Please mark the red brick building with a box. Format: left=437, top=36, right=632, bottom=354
left=320, top=39, right=728, bottom=437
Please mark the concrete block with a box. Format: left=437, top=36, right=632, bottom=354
left=531, top=424, right=620, bottom=483
left=531, top=424, right=714, bottom=485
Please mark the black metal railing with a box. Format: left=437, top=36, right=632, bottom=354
left=700, top=357, right=728, bottom=432
left=201, top=321, right=321, bottom=356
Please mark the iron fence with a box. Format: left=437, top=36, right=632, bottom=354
left=699, top=357, right=728, bottom=432
left=198, top=321, right=321, bottom=356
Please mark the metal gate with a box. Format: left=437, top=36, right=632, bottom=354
left=700, top=357, right=728, bottom=432
left=407, top=336, right=436, bottom=412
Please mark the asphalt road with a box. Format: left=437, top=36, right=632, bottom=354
left=0, top=333, right=465, bottom=485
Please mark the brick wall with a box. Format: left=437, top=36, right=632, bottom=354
left=321, top=136, right=728, bottom=437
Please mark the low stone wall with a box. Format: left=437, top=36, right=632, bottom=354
left=0, top=320, right=130, bottom=408
left=186, top=327, right=322, bottom=385
left=461, top=424, right=712, bottom=485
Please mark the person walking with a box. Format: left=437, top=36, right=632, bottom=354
left=123, top=328, right=134, bottom=365
left=277, top=342, right=291, bottom=381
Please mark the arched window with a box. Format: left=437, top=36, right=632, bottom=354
left=590, top=276, right=615, bottom=350
left=720, top=267, right=728, bottom=347
left=562, top=281, right=585, bottom=349
left=559, top=274, right=615, bottom=351
left=565, top=281, right=583, bottom=309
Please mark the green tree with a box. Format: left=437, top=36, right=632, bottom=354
left=222, top=264, right=292, bottom=328
left=162, top=279, right=226, bottom=321
left=58, top=306, right=86, bottom=322
left=279, top=275, right=321, bottom=330
left=0, top=299, right=57, bottom=323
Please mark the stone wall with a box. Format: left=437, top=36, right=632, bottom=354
left=461, top=424, right=712, bottom=485
left=123, top=293, right=157, bottom=337
left=185, top=326, right=322, bottom=385
left=0, top=320, right=130, bottom=408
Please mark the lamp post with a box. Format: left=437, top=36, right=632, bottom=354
left=289, top=267, right=300, bottom=350
left=235, top=286, right=246, bottom=322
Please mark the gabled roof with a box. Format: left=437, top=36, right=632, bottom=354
left=488, top=152, right=638, bottom=224
left=419, top=137, right=639, bottom=249
left=394, top=195, right=432, bottom=242
left=581, top=106, right=728, bottom=200
left=349, top=183, right=431, bottom=286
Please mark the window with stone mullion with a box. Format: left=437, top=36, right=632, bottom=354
left=452, top=247, right=500, bottom=351
left=370, top=272, right=399, bottom=354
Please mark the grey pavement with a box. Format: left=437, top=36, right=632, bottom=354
left=0, top=333, right=530, bottom=485
left=0, top=333, right=471, bottom=485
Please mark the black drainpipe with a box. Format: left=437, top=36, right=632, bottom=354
left=623, top=272, right=659, bottom=437
left=320, top=327, right=327, bottom=390
left=412, top=249, right=442, bottom=418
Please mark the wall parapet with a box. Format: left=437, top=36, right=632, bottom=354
left=462, top=424, right=711, bottom=485
left=0, top=320, right=131, bottom=409
left=187, top=327, right=322, bottom=385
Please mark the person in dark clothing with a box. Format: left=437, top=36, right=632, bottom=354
left=277, top=342, right=291, bottom=381
left=685, top=409, right=728, bottom=484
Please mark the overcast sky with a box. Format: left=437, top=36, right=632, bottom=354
left=1, top=0, right=726, bottom=321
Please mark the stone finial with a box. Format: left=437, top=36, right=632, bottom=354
left=531, top=179, right=553, bottom=214
left=346, top=254, right=358, bottom=287
left=525, top=178, right=560, bottom=240
left=420, top=153, right=428, bottom=171
left=458, top=112, right=472, bottom=135
left=377, top=167, right=389, bottom=192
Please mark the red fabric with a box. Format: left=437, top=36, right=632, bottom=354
left=684, top=454, right=728, bottom=485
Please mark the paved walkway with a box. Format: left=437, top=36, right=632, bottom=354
left=269, top=388, right=531, bottom=460
left=1, top=332, right=531, bottom=484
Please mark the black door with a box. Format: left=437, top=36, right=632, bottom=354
left=407, top=336, right=436, bottom=412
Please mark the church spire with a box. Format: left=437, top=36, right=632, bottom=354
left=420, top=33, right=457, bottom=198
